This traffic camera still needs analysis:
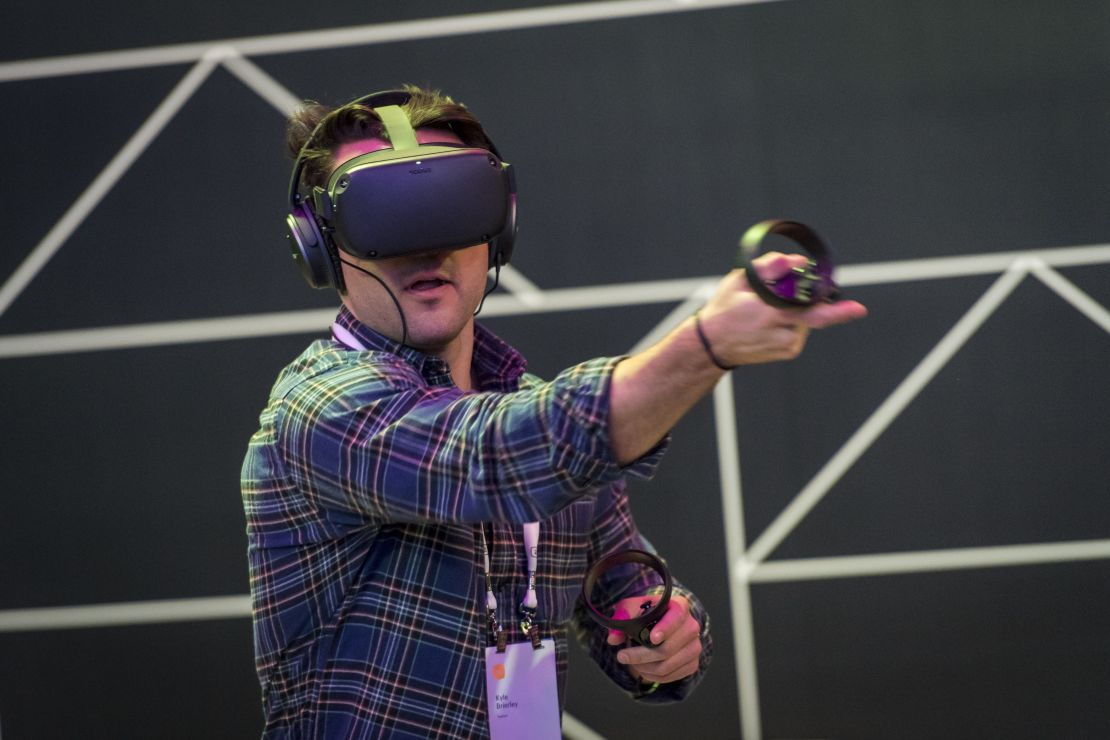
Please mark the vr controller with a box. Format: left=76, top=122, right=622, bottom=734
left=737, top=219, right=841, bottom=307
left=581, top=550, right=672, bottom=647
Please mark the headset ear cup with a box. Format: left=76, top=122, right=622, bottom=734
left=286, top=206, right=342, bottom=289
left=490, top=162, right=517, bottom=268
left=491, top=194, right=517, bottom=268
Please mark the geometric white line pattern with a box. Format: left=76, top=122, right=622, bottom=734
left=1029, top=259, right=1110, bottom=332
left=747, top=539, right=1110, bottom=584
left=721, top=256, right=1110, bottom=739
left=746, top=261, right=1032, bottom=567
left=2, top=248, right=1108, bottom=358
left=0, top=0, right=789, bottom=84
left=2, top=249, right=1107, bottom=740
left=561, top=713, right=608, bottom=740
left=0, top=56, right=220, bottom=318
left=4, top=4, right=1110, bottom=739
left=712, top=376, right=764, bottom=740
left=0, top=595, right=252, bottom=633
left=743, top=258, right=1110, bottom=572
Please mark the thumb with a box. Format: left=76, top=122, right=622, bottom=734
left=800, top=299, right=869, bottom=329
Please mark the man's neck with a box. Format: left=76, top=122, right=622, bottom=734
left=429, top=319, right=477, bottom=391
left=341, top=299, right=478, bottom=390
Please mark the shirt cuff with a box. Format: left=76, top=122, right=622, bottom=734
left=548, top=356, right=670, bottom=487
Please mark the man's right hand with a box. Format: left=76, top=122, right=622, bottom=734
left=696, top=251, right=868, bottom=368
left=608, top=251, right=867, bottom=466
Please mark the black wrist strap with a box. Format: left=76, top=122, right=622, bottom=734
left=693, top=310, right=733, bottom=371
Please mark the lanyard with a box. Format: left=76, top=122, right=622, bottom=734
left=332, top=322, right=367, bottom=351
left=332, top=323, right=542, bottom=649
left=482, top=521, right=541, bottom=652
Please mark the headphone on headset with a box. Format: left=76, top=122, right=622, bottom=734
left=285, top=89, right=518, bottom=291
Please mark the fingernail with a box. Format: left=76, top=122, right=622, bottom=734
left=617, top=653, right=628, bottom=664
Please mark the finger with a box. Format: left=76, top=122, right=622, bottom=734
left=617, top=615, right=700, bottom=667
left=748, top=252, right=810, bottom=282
left=799, top=299, right=869, bottom=329
left=644, top=597, right=690, bottom=646
left=635, top=638, right=702, bottom=684
left=636, top=628, right=701, bottom=677
left=639, top=655, right=701, bottom=685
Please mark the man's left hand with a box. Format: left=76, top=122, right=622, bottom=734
left=605, top=594, right=701, bottom=685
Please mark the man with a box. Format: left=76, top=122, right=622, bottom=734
left=242, top=84, right=867, bottom=739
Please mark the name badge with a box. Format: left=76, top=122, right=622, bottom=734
left=484, top=639, right=561, bottom=740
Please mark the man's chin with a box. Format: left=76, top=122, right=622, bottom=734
left=406, top=319, right=473, bottom=352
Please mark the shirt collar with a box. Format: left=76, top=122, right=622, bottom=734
left=333, top=306, right=528, bottom=391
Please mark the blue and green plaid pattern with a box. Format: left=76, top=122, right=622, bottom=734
left=242, top=307, right=711, bottom=738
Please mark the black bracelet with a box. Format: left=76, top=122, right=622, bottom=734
left=693, top=310, right=733, bottom=371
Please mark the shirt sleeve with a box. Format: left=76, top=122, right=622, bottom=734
left=571, top=483, right=714, bottom=703
left=272, top=353, right=667, bottom=525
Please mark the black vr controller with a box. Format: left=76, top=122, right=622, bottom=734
left=581, top=550, right=672, bottom=647
left=737, top=219, right=841, bottom=308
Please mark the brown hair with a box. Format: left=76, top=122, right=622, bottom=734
left=286, top=83, right=495, bottom=189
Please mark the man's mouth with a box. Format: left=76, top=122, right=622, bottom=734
left=407, top=277, right=450, bottom=292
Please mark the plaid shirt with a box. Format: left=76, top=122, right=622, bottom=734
left=242, top=306, right=712, bottom=739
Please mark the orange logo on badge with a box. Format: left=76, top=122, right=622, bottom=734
left=492, top=663, right=506, bottom=680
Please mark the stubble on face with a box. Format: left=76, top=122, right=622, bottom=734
left=341, top=243, right=490, bottom=354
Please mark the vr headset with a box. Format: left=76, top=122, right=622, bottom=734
left=285, top=89, right=517, bottom=291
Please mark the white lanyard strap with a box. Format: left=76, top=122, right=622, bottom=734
left=482, top=522, right=543, bottom=651
left=519, top=522, right=540, bottom=643
left=335, top=321, right=545, bottom=649
left=481, top=527, right=505, bottom=652
left=331, top=322, right=368, bottom=351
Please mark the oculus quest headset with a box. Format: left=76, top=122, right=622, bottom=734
left=285, top=89, right=518, bottom=291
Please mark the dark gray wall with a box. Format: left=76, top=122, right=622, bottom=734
left=2, top=1, right=1109, bottom=738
